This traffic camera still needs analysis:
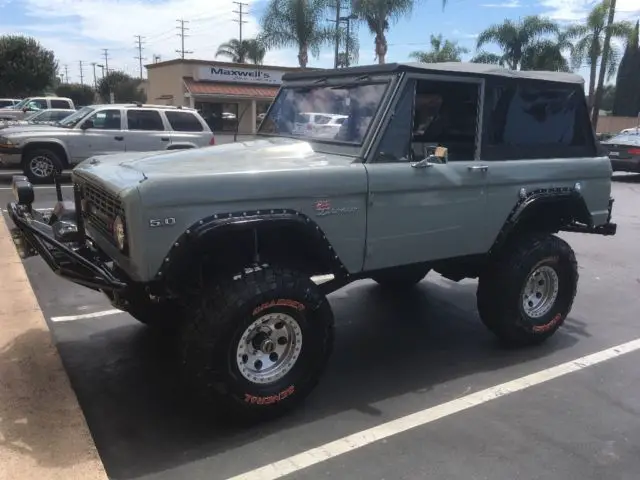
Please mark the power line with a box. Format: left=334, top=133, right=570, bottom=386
left=79, top=60, right=85, bottom=86
left=134, top=35, right=146, bottom=80
left=176, top=19, right=193, bottom=59
left=232, top=2, right=248, bottom=43
left=102, top=48, right=110, bottom=74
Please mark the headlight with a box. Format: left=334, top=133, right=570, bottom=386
left=113, top=215, right=127, bottom=251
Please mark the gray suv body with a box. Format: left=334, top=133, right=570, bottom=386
left=0, top=104, right=214, bottom=182
left=7, top=62, right=617, bottom=422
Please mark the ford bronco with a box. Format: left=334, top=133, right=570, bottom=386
left=7, top=62, right=617, bottom=421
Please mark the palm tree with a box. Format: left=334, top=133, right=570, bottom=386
left=259, top=0, right=334, bottom=68
left=520, top=33, right=572, bottom=72
left=353, top=0, right=448, bottom=64
left=475, top=15, right=560, bottom=70
left=409, top=34, right=469, bottom=63
left=215, top=38, right=266, bottom=64
left=564, top=0, right=633, bottom=112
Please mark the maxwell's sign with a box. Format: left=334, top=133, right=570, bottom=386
left=195, top=65, right=283, bottom=85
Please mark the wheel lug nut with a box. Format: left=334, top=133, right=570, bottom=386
left=275, top=322, right=284, bottom=329
left=242, top=354, right=248, bottom=363
left=277, top=336, right=287, bottom=345
left=269, top=352, right=278, bottom=362
left=254, top=360, right=262, bottom=370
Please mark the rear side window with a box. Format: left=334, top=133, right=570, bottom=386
left=165, top=111, right=204, bottom=132
left=483, top=82, right=595, bottom=160
left=51, top=99, right=72, bottom=108
left=127, top=109, right=164, bottom=131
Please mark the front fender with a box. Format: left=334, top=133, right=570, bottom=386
left=22, top=138, right=71, bottom=161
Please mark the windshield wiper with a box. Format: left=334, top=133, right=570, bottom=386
left=329, top=75, right=373, bottom=90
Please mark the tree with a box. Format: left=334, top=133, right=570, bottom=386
left=564, top=0, right=633, bottom=114
left=259, top=0, right=334, bottom=68
left=97, top=71, right=145, bottom=104
left=215, top=38, right=266, bottom=64
left=54, top=83, right=95, bottom=107
left=353, top=0, right=439, bottom=64
left=613, top=20, right=640, bottom=116
left=409, top=34, right=469, bottom=63
left=474, top=15, right=560, bottom=70
left=520, top=36, right=571, bottom=72
left=0, top=35, right=58, bottom=97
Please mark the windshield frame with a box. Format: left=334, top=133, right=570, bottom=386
left=57, top=106, right=94, bottom=128
left=256, top=73, right=398, bottom=157
left=12, top=98, right=31, bottom=110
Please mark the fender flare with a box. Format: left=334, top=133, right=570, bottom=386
left=155, top=208, right=349, bottom=280
left=22, top=140, right=71, bottom=166
left=489, top=186, right=592, bottom=255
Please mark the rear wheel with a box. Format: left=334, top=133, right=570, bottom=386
left=477, top=233, right=578, bottom=346
left=181, top=266, right=334, bottom=422
left=22, top=148, right=64, bottom=184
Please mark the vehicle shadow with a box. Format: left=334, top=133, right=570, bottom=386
left=612, top=173, right=640, bottom=183
left=54, top=277, right=587, bottom=480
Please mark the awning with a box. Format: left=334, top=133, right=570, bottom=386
left=184, top=79, right=279, bottom=99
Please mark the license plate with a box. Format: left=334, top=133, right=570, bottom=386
left=609, top=152, right=619, bottom=156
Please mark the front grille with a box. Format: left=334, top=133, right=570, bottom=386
left=74, top=176, right=125, bottom=247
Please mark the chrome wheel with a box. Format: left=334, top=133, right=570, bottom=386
left=522, top=265, right=559, bottom=318
left=236, top=312, right=303, bottom=385
left=29, top=155, right=55, bottom=179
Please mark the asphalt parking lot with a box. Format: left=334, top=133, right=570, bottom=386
left=2, top=171, right=640, bottom=480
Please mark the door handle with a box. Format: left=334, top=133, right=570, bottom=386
left=160, top=137, right=170, bottom=142
left=468, top=165, right=489, bottom=172
left=114, top=136, right=124, bottom=141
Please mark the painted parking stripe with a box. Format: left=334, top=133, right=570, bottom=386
left=225, top=337, right=640, bottom=480
left=50, top=309, right=123, bottom=322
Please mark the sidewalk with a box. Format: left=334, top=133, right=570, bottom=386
left=0, top=216, right=107, bottom=480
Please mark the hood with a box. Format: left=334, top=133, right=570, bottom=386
left=0, top=124, right=64, bottom=136
left=76, top=137, right=350, bottom=178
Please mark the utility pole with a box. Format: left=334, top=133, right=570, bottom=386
left=91, top=62, right=98, bottom=89
left=102, top=49, right=110, bottom=75
left=134, top=35, right=146, bottom=80
left=175, top=19, right=193, bottom=59
left=63, top=64, right=69, bottom=83
left=333, top=0, right=341, bottom=69
left=79, top=60, right=85, bottom=86
left=232, top=2, right=249, bottom=43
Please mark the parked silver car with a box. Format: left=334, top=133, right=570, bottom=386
left=0, top=103, right=215, bottom=182
left=0, top=96, right=75, bottom=120
left=0, top=108, right=75, bottom=129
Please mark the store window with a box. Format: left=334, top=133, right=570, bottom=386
left=195, top=102, right=239, bottom=132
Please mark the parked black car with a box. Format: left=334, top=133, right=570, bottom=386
left=600, top=133, right=640, bottom=173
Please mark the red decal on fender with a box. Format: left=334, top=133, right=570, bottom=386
left=533, top=313, right=563, bottom=333
left=253, top=299, right=305, bottom=316
left=244, top=385, right=295, bottom=405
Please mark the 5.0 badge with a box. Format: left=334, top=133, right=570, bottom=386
left=149, top=217, right=176, bottom=227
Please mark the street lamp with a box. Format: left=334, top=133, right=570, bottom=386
left=339, top=14, right=358, bottom=68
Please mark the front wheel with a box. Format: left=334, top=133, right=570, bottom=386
left=182, top=266, right=334, bottom=421
left=22, top=149, right=64, bottom=184
left=477, top=234, right=578, bottom=346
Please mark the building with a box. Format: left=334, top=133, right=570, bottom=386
left=145, top=59, right=310, bottom=134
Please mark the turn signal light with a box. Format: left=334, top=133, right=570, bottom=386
left=209, top=136, right=216, bottom=145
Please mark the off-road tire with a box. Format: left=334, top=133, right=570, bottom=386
left=372, top=266, right=430, bottom=289
left=477, top=233, right=578, bottom=347
left=22, top=148, right=64, bottom=184
left=181, top=266, right=334, bottom=422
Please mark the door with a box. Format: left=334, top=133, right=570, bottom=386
left=124, top=109, right=171, bottom=151
left=68, top=108, right=126, bottom=163
left=363, top=76, right=489, bottom=271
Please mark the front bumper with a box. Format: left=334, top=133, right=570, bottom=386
left=6, top=176, right=128, bottom=292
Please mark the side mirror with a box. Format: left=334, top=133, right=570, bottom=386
left=80, top=120, right=93, bottom=130
left=22, top=107, right=29, bottom=113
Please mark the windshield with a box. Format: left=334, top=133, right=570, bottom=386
left=13, top=98, right=30, bottom=109
left=259, top=81, right=389, bottom=145
left=24, top=111, right=42, bottom=120
left=58, top=106, right=93, bottom=127
left=608, top=134, right=640, bottom=145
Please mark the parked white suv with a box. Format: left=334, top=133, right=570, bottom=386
left=0, top=103, right=215, bottom=182
left=0, top=96, right=75, bottom=120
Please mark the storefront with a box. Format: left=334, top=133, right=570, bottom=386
left=145, top=59, right=308, bottom=134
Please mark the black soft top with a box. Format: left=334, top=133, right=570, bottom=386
left=282, top=62, right=584, bottom=85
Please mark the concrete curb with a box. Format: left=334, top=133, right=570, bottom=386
left=0, top=216, right=108, bottom=480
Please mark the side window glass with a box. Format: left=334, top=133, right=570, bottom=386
left=27, top=100, right=47, bottom=110
left=51, top=99, right=71, bottom=108
left=374, top=79, right=416, bottom=163
left=127, top=109, right=164, bottom=131
left=51, top=111, right=70, bottom=121
left=165, top=111, right=204, bottom=132
left=86, top=109, right=121, bottom=129
left=37, top=111, right=52, bottom=121
left=484, top=84, right=593, bottom=160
